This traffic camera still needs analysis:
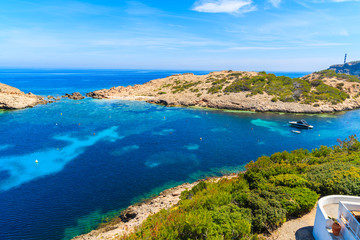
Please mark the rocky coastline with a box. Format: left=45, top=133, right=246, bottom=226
left=0, top=82, right=88, bottom=110
left=0, top=83, right=48, bottom=109
left=86, top=70, right=360, bottom=113
left=3, top=70, right=360, bottom=113
left=73, top=174, right=238, bottom=240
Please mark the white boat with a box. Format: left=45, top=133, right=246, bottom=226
left=289, top=119, right=314, bottom=129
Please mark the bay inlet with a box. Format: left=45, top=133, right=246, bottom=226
left=0, top=70, right=358, bottom=240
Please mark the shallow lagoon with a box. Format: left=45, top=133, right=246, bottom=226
left=1, top=70, right=359, bottom=240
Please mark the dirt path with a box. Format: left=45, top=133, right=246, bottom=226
left=266, top=207, right=317, bottom=240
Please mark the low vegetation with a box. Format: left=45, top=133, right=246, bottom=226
left=121, top=136, right=360, bottom=239
left=171, top=81, right=201, bottom=94
left=315, top=70, right=360, bottom=82
left=223, top=72, right=349, bottom=104
left=159, top=71, right=354, bottom=105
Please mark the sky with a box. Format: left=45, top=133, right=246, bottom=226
left=0, top=0, right=359, bottom=71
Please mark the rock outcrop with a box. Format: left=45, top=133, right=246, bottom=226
left=62, top=92, right=85, bottom=100
left=329, top=61, right=360, bottom=76
left=0, top=83, right=47, bottom=109
left=86, top=70, right=360, bottom=113
left=119, top=208, right=138, bottom=223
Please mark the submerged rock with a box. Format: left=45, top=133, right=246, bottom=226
left=0, top=83, right=47, bottom=110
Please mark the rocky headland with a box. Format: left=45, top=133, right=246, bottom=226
left=86, top=70, right=360, bottom=113
left=329, top=60, right=360, bottom=76
left=0, top=83, right=47, bottom=109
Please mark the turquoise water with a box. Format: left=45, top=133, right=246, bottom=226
left=1, top=70, right=358, bottom=240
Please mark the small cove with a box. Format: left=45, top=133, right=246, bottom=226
left=1, top=69, right=358, bottom=240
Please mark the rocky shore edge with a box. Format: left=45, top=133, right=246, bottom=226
left=73, top=174, right=238, bottom=240
left=0, top=81, right=87, bottom=110
left=0, top=82, right=48, bottom=110
left=85, top=71, right=360, bottom=114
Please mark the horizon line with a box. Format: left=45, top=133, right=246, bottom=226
left=0, top=67, right=316, bottom=73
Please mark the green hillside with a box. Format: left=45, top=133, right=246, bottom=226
left=122, top=136, right=360, bottom=239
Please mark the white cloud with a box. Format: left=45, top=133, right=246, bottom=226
left=192, top=0, right=256, bottom=14
left=269, top=0, right=282, bottom=7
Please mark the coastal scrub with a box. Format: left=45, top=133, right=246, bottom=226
left=122, top=136, right=360, bottom=239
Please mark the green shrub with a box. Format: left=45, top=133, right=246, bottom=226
left=190, top=88, right=199, bottom=93
left=172, top=81, right=201, bottom=93
left=283, top=187, right=318, bottom=216
left=312, top=145, right=332, bottom=158
left=210, top=204, right=252, bottom=239
left=311, top=80, right=323, bottom=87
left=211, top=78, right=226, bottom=85
left=234, top=190, right=286, bottom=232
left=312, top=84, right=349, bottom=104
left=180, top=181, right=207, bottom=200
left=306, top=162, right=360, bottom=195
left=336, top=83, right=344, bottom=90
left=207, top=85, right=223, bottom=94
left=269, top=174, right=309, bottom=188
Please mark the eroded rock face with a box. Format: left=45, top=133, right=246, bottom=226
left=0, top=83, right=47, bottom=110
left=62, top=92, right=85, bottom=100
left=329, top=61, right=360, bottom=76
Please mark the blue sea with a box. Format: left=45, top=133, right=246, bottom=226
left=0, top=69, right=359, bottom=240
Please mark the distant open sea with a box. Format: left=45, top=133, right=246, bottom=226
left=1, top=69, right=360, bottom=240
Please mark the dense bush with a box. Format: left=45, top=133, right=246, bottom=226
left=269, top=174, right=309, bottom=188
left=312, top=84, right=349, bottom=104
left=122, top=136, right=360, bottom=240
